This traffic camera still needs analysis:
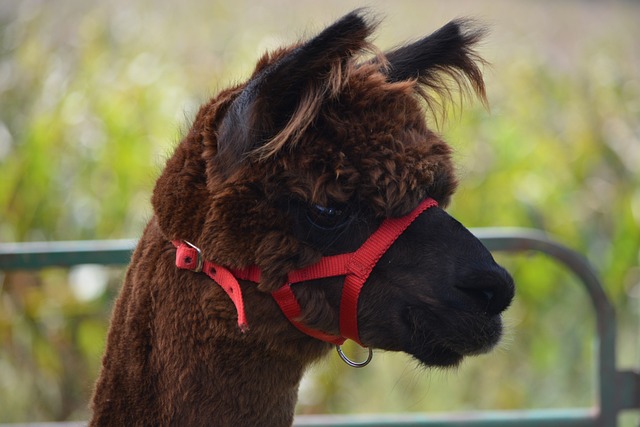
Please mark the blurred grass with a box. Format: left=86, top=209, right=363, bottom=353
left=1, top=0, right=639, bottom=423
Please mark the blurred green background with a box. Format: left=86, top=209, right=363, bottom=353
left=1, top=0, right=639, bottom=424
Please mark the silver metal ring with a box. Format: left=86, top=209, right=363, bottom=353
left=336, top=345, right=373, bottom=368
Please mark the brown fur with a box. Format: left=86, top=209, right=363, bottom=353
left=90, top=10, right=514, bottom=426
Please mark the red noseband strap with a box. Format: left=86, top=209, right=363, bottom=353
left=172, top=198, right=438, bottom=346
left=338, top=197, right=438, bottom=343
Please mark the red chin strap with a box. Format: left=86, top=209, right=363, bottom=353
left=173, top=197, right=438, bottom=346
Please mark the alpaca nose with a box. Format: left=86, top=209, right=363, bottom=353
left=456, top=265, right=515, bottom=315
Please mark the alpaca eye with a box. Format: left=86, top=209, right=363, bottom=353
left=307, top=204, right=349, bottom=229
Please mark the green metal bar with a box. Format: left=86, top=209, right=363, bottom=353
left=294, top=408, right=596, bottom=426
left=0, top=239, right=136, bottom=270
left=473, top=228, right=620, bottom=426
left=616, top=370, right=640, bottom=411
left=1, top=424, right=86, bottom=427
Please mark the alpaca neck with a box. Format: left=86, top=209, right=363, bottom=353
left=91, top=221, right=332, bottom=426
left=148, top=291, right=318, bottom=425
left=182, top=340, right=306, bottom=426
left=92, top=319, right=313, bottom=426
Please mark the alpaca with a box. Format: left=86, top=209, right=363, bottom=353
left=90, top=10, right=515, bottom=426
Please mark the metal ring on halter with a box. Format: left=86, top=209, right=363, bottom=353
left=336, top=345, right=373, bottom=368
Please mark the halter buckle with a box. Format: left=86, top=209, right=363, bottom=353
left=182, top=240, right=204, bottom=273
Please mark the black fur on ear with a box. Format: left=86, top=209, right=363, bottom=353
left=383, top=19, right=487, bottom=109
left=216, top=9, right=376, bottom=172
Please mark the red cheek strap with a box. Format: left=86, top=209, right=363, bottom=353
left=174, top=240, right=248, bottom=331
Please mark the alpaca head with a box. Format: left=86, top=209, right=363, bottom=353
left=152, top=10, right=514, bottom=368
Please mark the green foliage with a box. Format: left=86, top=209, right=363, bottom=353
left=1, top=0, right=638, bottom=423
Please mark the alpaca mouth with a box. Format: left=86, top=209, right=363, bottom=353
left=403, top=306, right=504, bottom=367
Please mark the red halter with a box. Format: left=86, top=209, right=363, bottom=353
left=173, top=197, right=438, bottom=346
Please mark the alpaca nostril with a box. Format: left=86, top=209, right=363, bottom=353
left=460, top=288, right=495, bottom=309
left=459, top=287, right=501, bottom=314
left=456, top=267, right=514, bottom=314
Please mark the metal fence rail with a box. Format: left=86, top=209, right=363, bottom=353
left=1, top=228, right=639, bottom=426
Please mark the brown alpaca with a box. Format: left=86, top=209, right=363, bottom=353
left=90, top=10, right=514, bottom=426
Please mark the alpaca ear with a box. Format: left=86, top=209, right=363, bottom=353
left=216, top=10, right=375, bottom=170
left=383, top=19, right=487, bottom=105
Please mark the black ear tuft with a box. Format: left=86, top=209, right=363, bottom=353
left=216, top=9, right=376, bottom=172
left=384, top=19, right=487, bottom=106
left=298, top=9, right=374, bottom=66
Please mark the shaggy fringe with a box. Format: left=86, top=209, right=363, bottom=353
left=251, top=43, right=385, bottom=161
